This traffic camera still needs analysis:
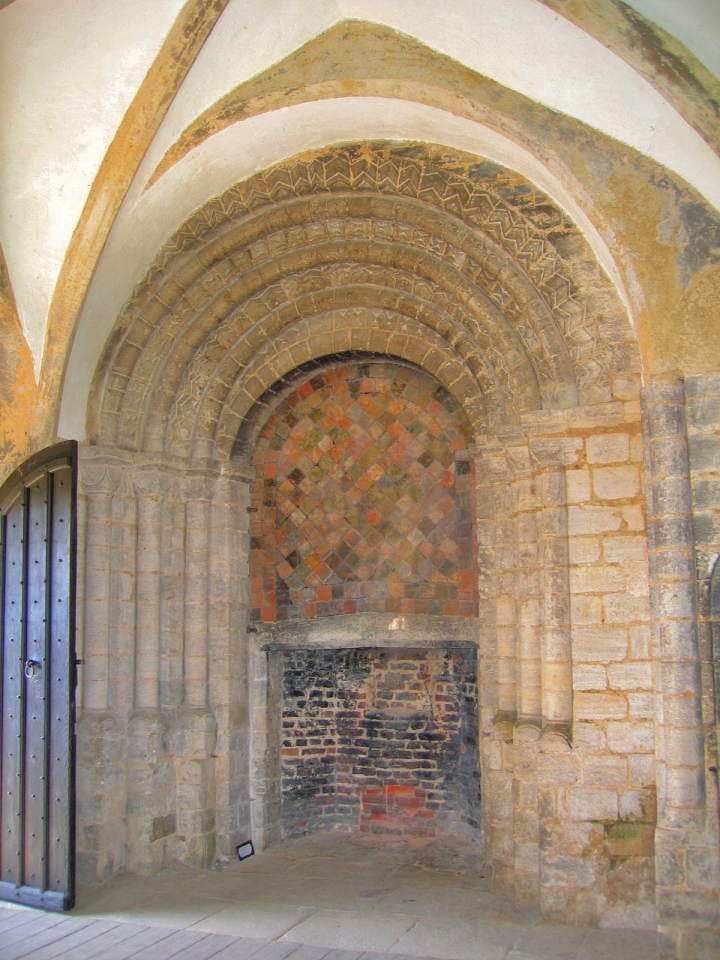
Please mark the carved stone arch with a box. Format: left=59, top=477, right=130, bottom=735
left=90, top=142, right=638, bottom=455
left=79, top=141, right=645, bottom=909
left=207, top=310, right=492, bottom=462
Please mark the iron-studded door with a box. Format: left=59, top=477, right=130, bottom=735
left=0, top=443, right=77, bottom=910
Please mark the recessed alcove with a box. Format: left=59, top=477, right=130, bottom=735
left=244, top=355, right=481, bottom=848
left=253, top=638, right=480, bottom=844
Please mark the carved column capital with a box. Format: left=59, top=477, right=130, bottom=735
left=181, top=472, right=217, bottom=503
left=80, top=463, right=122, bottom=496
left=133, top=467, right=167, bottom=499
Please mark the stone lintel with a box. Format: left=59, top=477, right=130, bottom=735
left=256, top=612, right=479, bottom=649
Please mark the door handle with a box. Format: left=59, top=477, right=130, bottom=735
left=24, top=660, right=40, bottom=680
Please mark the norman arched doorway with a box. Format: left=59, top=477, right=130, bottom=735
left=74, top=140, right=653, bottom=927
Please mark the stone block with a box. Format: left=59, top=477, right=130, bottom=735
left=593, top=465, right=640, bottom=501
left=686, top=847, right=720, bottom=890
left=126, top=713, right=166, bottom=761
left=605, top=820, right=655, bottom=858
left=174, top=709, right=217, bottom=759
left=575, top=692, right=628, bottom=720
left=569, top=788, right=618, bottom=821
left=603, top=592, right=650, bottom=624
left=627, top=693, right=654, bottom=718
left=566, top=468, right=591, bottom=503
left=606, top=721, right=655, bottom=754
left=569, top=505, right=622, bottom=535
left=659, top=620, right=700, bottom=661
left=622, top=504, right=645, bottom=530
left=538, top=753, right=580, bottom=785
left=656, top=845, right=686, bottom=888
left=583, top=755, right=627, bottom=786
left=664, top=727, right=704, bottom=768
left=630, top=624, right=652, bottom=659
left=688, top=434, right=720, bottom=473
left=573, top=627, right=628, bottom=663
left=603, top=536, right=647, bottom=563
left=690, top=478, right=720, bottom=512
left=656, top=887, right=720, bottom=927
left=571, top=595, right=603, bottom=625
left=573, top=664, right=607, bottom=691
left=608, top=662, right=653, bottom=690
left=568, top=537, right=600, bottom=564
left=570, top=565, right=626, bottom=593
left=677, top=930, right=720, bottom=960
left=629, top=754, right=656, bottom=787
left=613, top=373, right=641, bottom=401
left=586, top=433, right=630, bottom=464
left=619, top=788, right=656, bottom=821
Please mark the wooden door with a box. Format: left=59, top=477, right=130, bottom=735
left=0, top=443, right=77, bottom=910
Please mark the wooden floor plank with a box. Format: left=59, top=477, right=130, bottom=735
left=44, top=921, right=147, bottom=960
left=63, top=924, right=177, bottom=960
left=0, top=910, right=48, bottom=935
left=0, top=918, right=98, bottom=960
left=6, top=920, right=121, bottom=960
left=0, top=914, right=80, bottom=952
left=0, top=910, right=29, bottom=927
left=209, top=937, right=270, bottom=960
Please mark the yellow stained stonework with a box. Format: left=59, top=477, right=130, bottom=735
left=1, top=4, right=719, bottom=958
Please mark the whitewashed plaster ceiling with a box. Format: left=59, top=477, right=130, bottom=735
left=1, top=0, right=719, bottom=437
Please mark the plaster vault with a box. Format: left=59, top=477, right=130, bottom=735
left=71, top=140, right=717, bottom=942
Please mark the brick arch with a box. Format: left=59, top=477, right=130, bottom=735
left=247, top=357, right=476, bottom=624
left=91, top=142, right=638, bottom=456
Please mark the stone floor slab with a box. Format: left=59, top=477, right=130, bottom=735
left=280, top=910, right=417, bottom=953
left=390, top=918, right=520, bottom=960
left=192, top=905, right=315, bottom=940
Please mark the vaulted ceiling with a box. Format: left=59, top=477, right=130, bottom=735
left=0, top=0, right=719, bottom=476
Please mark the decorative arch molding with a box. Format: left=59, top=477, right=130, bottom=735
left=74, top=142, right=654, bottom=912
left=90, top=142, right=637, bottom=457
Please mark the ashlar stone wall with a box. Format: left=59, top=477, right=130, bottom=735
left=75, top=448, right=251, bottom=882
left=76, top=142, right=720, bottom=957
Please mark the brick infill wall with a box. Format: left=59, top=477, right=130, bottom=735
left=280, top=646, right=479, bottom=839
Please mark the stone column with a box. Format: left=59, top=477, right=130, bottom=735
left=531, top=439, right=576, bottom=922
left=81, top=463, right=120, bottom=712
left=539, top=468, right=573, bottom=733
left=644, top=379, right=705, bottom=826
left=509, top=445, right=541, bottom=907
left=208, top=468, right=251, bottom=860
left=125, top=467, right=173, bottom=875
left=479, top=443, right=515, bottom=889
left=75, top=458, right=123, bottom=884
left=643, top=377, right=714, bottom=958
left=133, top=468, right=164, bottom=711
left=182, top=474, right=215, bottom=709
left=175, top=470, right=218, bottom=868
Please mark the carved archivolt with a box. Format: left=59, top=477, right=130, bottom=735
left=91, top=142, right=637, bottom=457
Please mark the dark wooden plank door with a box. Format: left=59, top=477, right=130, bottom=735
left=0, top=443, right=77, bottom=911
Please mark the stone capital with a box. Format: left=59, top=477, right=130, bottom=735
left=80, top=463, right=122, bottom=496
left=181, top=472, right=217, bottom=503
left=133, top=467, right=167, bottom=499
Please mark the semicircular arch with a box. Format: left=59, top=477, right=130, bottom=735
left=91, top=142, right=638, bottom=458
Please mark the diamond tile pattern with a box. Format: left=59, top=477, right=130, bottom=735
left=250, top=361, right=476, bottom=621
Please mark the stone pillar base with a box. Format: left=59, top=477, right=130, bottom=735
left=75, top=713, right=125, bottom=885
left=174, top=709, right=218, bottom=868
